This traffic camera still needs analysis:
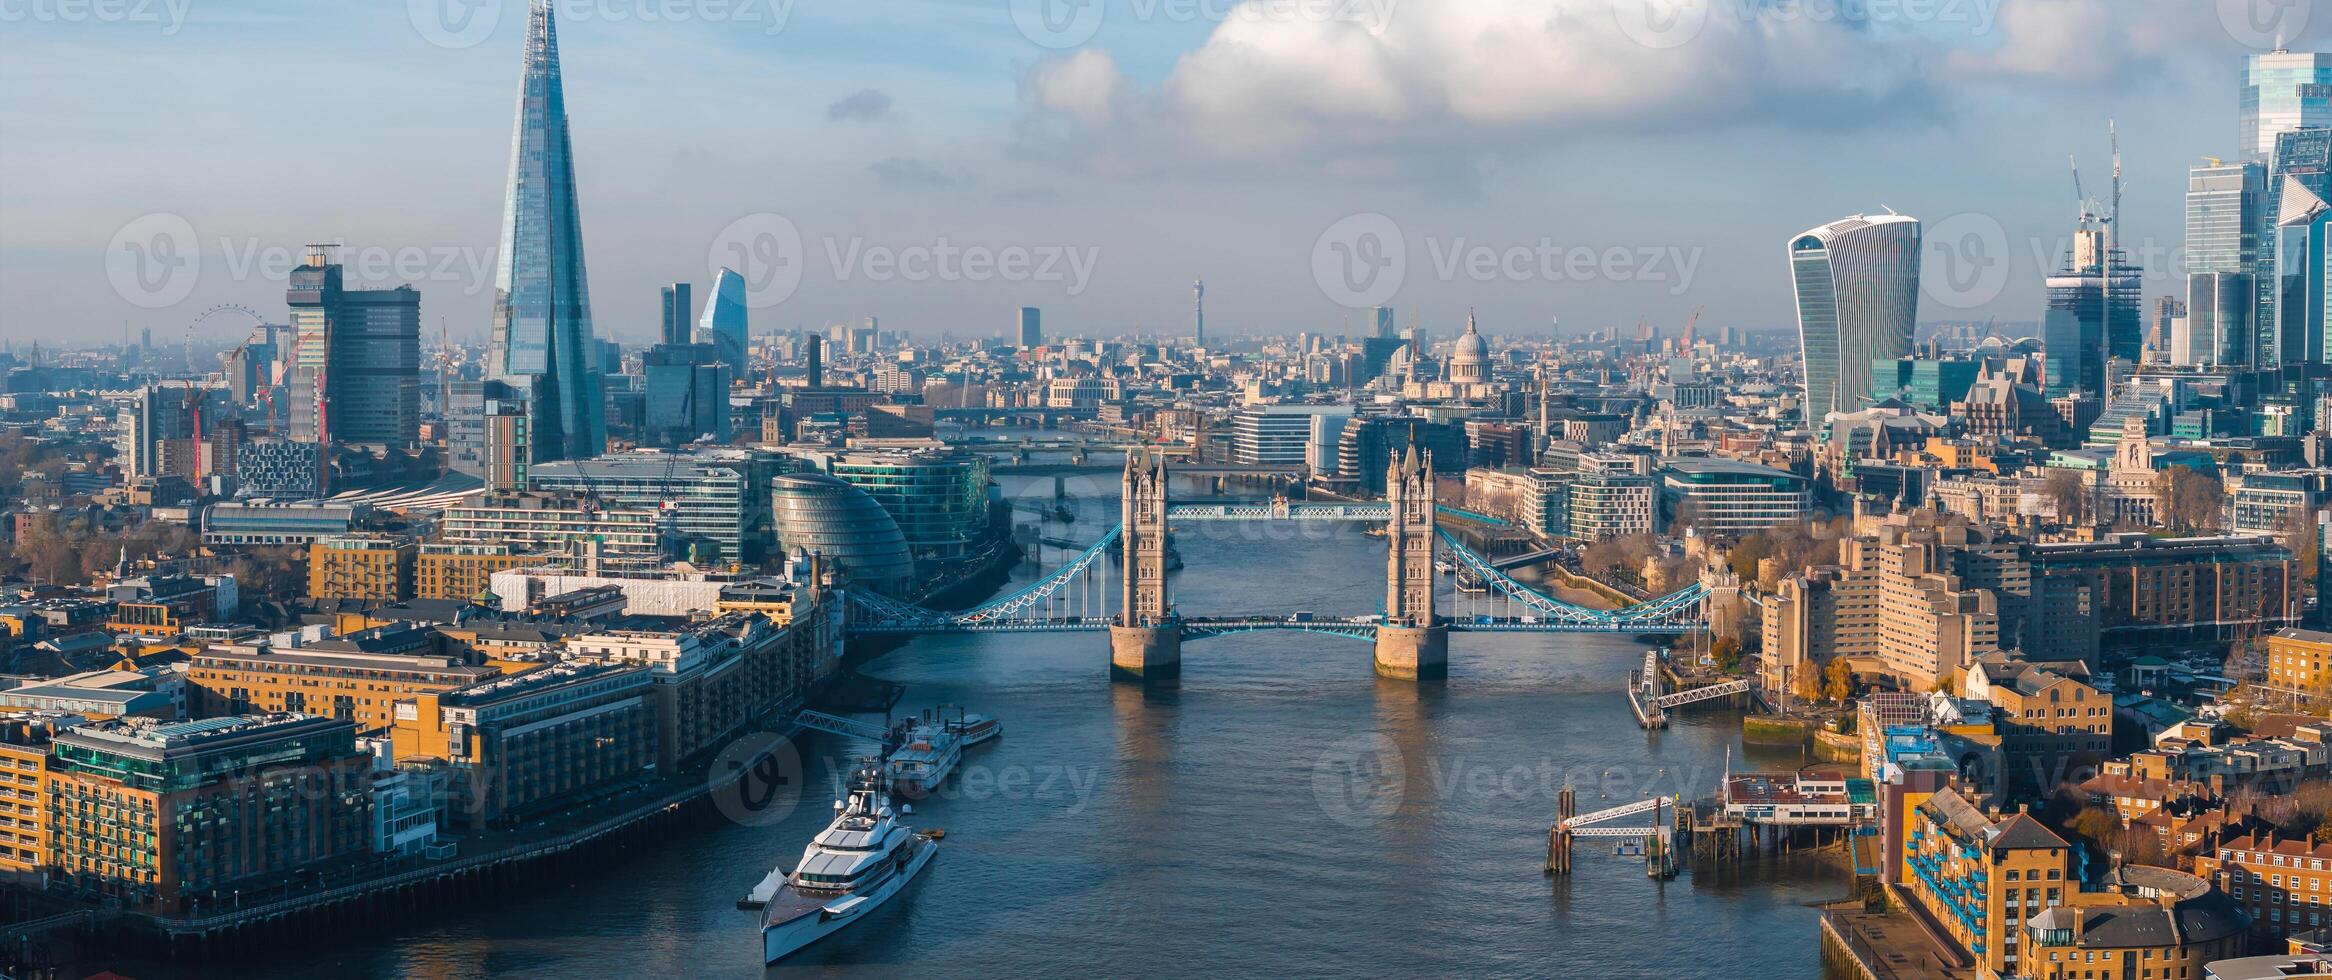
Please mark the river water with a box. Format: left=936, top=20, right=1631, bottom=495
left=153, top=475, right=1843, bottom=979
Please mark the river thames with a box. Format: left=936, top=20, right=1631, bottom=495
left=156, top=479, right=1843, bottom=979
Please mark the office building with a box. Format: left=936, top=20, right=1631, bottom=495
left=2262, top=128, right=2332, bottom=359
left=769, top=473, right=914, bottom=592
left=118, top=383, right=231, bottom=480
left=641, top=343, right=732, bottom=448
left=697, top=267, right=748, bottom=374
left=308, top=535, right=417, bottom=601
left=286, top=247, right=421, bottom=448
left=1761, top=518, right=2001, bottom=695
left=2243, top=49, right=2332, bottom=163
left=1656, top=456, right=1811, bottom=535
left=821, top=449, right=992, bottom=557
left=527, top=450, right=784, bottom=563
left=2276, top=174, right=2332, bottom=366
left=2185, top=161, right=2266, bottom=367
left=1371, top=305, right=1395, bottom=339
left=390, top=662, right=654, bottom=828
left=200, top=500, right=358, bottom=545
left=446, top=379, right=531, bottom=491
left=487, top=0, right=606, bottom=464
left=1869, top=356, right=1981, bottom=412
left=1789, top=214, right=1920, bottom=426
left=438, top=491, right=669, bottom=565
left=49, top=714, right=373, bottom=914
left=2042, top=228, right=2144, bottom=400
left=1018, top=307, right=1042, bottom=349
left=1231, top=404, right=1353, bottom=469
left=659, top=282, right=692, bottom=347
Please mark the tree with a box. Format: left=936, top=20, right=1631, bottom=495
left=1822, top=657, right=1854, bottom=703
left=1792, top=659, right=1825, bottom=704
left=2283, top=505, right=2321, bottom=589
left=1709, top=636, right=1742, bottom=674
left=2154, top=465, right=2225, bottom=534
left=2044, top=469, right=2089, bottom=526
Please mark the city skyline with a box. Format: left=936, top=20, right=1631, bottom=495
left=5, top=0, right=2318, bottom=348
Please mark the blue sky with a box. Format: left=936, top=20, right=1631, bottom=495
left=0, top=0, right=2313, bottom=350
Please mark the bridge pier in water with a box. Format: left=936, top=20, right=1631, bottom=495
left=1110, top=624, right=1182, bottom=682
left=1372, top=624, right=1447, bottom=680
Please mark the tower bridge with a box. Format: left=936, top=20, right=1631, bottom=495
left=842, top=450, right=1710, bottom=682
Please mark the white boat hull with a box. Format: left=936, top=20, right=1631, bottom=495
left=761, top=837, right=936, bottom=964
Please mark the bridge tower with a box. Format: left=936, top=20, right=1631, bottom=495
left=1112, top=447, right=1181, bottom=681
left=1375, top=447, right=1448, bottom=680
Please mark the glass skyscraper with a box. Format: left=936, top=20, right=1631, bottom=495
left=488, top=0, right=604, bottom=464
left=2042, top=229, right=2141, bottom=401
left=2184, top=161, right=2264, bottom=367
left=696, top=267, right=748, bottom=374
left=2277, top=175, right=2332, bottom=366
left=286, top=247, right=420, bottom=448
left=2243, top=50, right=2332, bottom=163
left=1788, top=214, right=1921, bottom=427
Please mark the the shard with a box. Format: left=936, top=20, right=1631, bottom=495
left=488, top=0, right=604, bottom=463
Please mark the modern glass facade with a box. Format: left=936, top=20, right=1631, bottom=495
left=1789, top=215, right=1920, bottom=428
left=641, top=343, right=732, bottom=448
left=1869, top=357, right=1979, bottom=412
left=2185, top=161, right=2265, bottom=367
left=488, top=0, right=605, bottom=464
left=286, top=251, right=421, bottom=448
left=825, top=450, right=992, bottom=557
left=2042, top=230, right=2142, bottom=400
left=659, top=282, right=692, bottom=347
left=526, top=450, right=785, bottom=563
left=2243, top=50, right=2332, bottom=163
left=2277, top=174, right=2332, bottom=366
left=696, top=267, right=748, bottom=374
left=2261, top=128, right=2332, bottom=359
left=770, top=473, right=914, bottom=591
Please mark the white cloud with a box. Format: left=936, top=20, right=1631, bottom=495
left=1016, top=0, right=1947, bottom=176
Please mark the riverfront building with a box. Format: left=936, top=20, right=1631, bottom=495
left=768, top=473, right=913, bottom=593
left=1656, top=456, right=1811, bottom=535
left=391, top=662, right=656, bottom=829
left=819, top=449, right=992, bottom=557
left=186, top=625, right=496, bottom=734
left=48, top=714, right=373, bottom=914
left=438, top=491, right=668, bottom=566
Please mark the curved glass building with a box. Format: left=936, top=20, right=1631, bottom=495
left=698, top=267, right=748, bottom=375
left=1789, top=214, right=1920, bottom=428
left=771, top=473, right=914, bottom=593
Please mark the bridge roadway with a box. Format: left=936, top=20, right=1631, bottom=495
left=844, top=613, right=1693, bottom=638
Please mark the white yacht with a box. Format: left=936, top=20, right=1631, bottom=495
left=940, top=705, right=1002, bottom=748
left=884, top=721, right=963, bottom=797
left=753, top=761, right=938, bottom=964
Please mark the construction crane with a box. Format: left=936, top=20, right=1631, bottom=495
left=1680, top=306, right=1703, bottom=352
